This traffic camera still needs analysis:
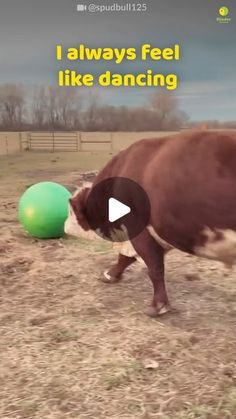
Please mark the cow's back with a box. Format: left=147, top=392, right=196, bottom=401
left=143, top=130, right=236, bottom=255
left=93, top=130, right=236, bottom=259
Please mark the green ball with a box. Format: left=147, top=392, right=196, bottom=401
left=18, top=182, right=71, bottom=239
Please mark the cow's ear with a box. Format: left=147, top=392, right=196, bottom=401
left=70, top=187, right=91, bottom=231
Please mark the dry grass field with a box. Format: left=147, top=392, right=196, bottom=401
left=0, top=150, right=236, bottom=419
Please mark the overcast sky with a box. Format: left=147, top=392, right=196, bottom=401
left=0, top=0, right=235, bottom=121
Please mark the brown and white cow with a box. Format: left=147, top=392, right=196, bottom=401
left=65, top=130, right=236, bottom=316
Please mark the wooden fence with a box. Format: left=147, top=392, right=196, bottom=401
left=28, top=132, right=79, bottom=152
left=0, top=131, right=181, bottom=155
left=27, top=132, right=113, bottom=152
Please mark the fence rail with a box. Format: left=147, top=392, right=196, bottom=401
left=28, top=132, right=79, bottom=152
left=27, top=132, right=113, bottom=152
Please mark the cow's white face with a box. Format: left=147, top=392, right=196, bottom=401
left=64, top=183, right=98, bottom=239
left=64, top=185, right=137, bottom=257
left=64, top=199, right=101, bottom=240
left=64, top=200, right=82, bottom=237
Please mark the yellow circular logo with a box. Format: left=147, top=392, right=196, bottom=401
left=219, top=6, right=229, bottom=16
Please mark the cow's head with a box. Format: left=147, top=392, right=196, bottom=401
left=64, top=184, right=92, bottom=237
left=64, top=183, right=146, bottom=260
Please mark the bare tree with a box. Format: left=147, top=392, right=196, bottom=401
left=0, top=83, right=191, bottom=131
left=66, top=108, right=82, bottom=130
left=46, top=87, right=59, bottom=128
left=83, top=92, right=101, bottom=130
left=57, top=87, right=82, bottom=129
left=45, top=87, right=82, bottom=129
left=31, top=86, right=48, bottom=128
left=149, top=91, right=178, bottom=129
left=0, top=84, right=25, bottom=129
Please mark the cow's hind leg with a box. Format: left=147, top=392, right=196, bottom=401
left=131, top=229, right=170, bottom=317
left=102, top=253, right=136, bottom=283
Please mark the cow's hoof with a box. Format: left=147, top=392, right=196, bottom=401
left=100, top=270, right=121, bottom=284
left=145, top=303, right=170, bottom=317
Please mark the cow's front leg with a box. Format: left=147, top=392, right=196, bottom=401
left=102, top=253, right=136, bottom=283
left=131, top=229, right=170, bottom=317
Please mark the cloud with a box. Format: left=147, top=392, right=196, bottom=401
left=176, top=80, right=236, bottom=100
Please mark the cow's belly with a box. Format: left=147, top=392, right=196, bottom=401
left=116, top=225, right=173, bottom=262
left=194, top=227, right=236, bottom=267
left=154, top=220, right=236, bottom=267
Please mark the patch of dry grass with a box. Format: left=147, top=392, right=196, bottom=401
left=0, top=152, right=236, bottom=418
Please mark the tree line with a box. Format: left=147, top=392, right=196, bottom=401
left=0, top=83, right=235, bottom=131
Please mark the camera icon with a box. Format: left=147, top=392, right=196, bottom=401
left=77, top=4, right=87, bottom=12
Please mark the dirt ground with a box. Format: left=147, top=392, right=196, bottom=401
left=0, top=151, right=236, bottom=419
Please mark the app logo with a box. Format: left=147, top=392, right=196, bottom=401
left=219, top=6, right=229, bottom=17
left=217, top=6, right=231, bottom=23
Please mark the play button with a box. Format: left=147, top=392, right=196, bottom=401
left=108, top=198, right=131, bottom=222
left=85, top=177, right=151, bottom=242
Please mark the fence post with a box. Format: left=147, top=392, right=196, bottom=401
left=5, top=135, right=8, bottom=155
left=19, top=132, right=22, bottom=152
left=52, top=132, right=55, bottom=152
left=110, top=132, right=113, bottom=151
left=27, top=132, right=31, bottom=150
left=79, top=131, right=82, bottom=151
left=76, top=132, right=79, bottom=152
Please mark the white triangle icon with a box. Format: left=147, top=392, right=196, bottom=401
left=108, top=197, right=131, bottom=222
